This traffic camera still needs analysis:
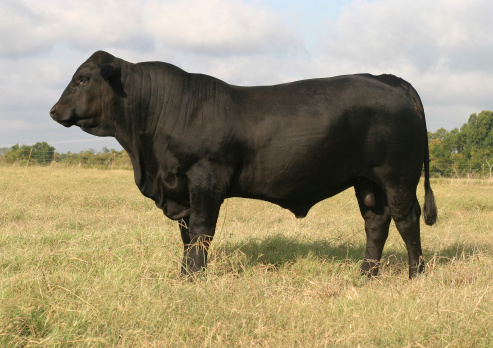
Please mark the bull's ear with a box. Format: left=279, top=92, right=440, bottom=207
left=98, top=62, right=126, bottom=98
left=98, top=62, right=121, bottom=80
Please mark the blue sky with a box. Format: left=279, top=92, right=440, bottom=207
left=1, top=0, right=492, bottom=153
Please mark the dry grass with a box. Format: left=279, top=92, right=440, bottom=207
left=0, top=166, right=492, bottom=346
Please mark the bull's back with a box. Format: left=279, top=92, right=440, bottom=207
left=232, top=74, right=426, bottom=203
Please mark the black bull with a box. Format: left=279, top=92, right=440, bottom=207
left=50, top=51, right=437, bottom=278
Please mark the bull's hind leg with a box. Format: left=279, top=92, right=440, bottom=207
left=355, top=182, right=391, bottom=277
left=386, top=187, right=424, bottom=279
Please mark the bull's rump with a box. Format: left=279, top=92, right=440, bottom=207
left=232, top=74, right=426, bottom=209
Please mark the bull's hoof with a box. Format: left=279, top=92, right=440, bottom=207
left=408, top=259, right=425, bottom=279
left=180, top=254, right=207, bottom=280
left=361, top=259, right=380, bottom=278
left=180, top=265, right=207, bottom=281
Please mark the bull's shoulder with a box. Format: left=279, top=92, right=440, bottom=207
left=188, top=73, right=235, bottom=94
left=135, top=61, right=190, bottom=77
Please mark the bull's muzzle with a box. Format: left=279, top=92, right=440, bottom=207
left=49, top=106, right=57, bottom=118
left=50, top=105, right=74, bottom=127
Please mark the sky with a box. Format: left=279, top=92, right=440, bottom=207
left=1, top=0, right=492, bottom=153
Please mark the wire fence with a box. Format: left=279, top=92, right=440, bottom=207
left=0, top=150, right=133, bottom=169
left=430, top=163, right=493, bottom=181
left=1, top=150, right=493, bottom=183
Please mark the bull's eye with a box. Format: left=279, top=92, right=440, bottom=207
left=79, top=77, right=90, bottom=86
left=70, top=76, right=91, bottom=92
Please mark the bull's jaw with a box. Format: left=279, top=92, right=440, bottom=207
left=79, top=120, right=113, bottom=137
left=50, top=105, right=113, bottom=136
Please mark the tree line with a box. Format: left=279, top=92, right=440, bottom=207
left=1, top=110, right=492, bottom=176
left=428, top=110, right=492, bottom=178
left=0, top=142, right=131, bottom=169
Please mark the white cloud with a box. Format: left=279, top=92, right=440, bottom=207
left=321, top=0, right=493, bottom=73
left=142, top=0, right=302, bottom=57
left=0, top=0, right=153, bottom=56
left=0, top=0, right=301, bottom=58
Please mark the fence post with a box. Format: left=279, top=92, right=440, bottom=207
left=113, top=152, right=116, bottom=169
left=27, top=148, right=33, bottom=166
left=482, top=164, right=485, bottom=184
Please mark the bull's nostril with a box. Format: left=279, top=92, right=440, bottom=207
left=50, top=106, right=56, bottom=116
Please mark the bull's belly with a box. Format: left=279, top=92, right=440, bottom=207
left=274, top=180, right=356, bottom=218
left=232, top=173, right=357, bottom=218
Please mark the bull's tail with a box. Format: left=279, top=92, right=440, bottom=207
left=423, top=135, right=437, bottom=225
left=412, top=87, right=437, bottom=225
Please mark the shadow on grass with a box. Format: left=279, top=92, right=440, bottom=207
left=217, top=234, right=369, bottom=269
left=214, top=234, right=492, bottom=271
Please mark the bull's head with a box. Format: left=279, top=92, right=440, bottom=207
left=50, top=51, right=126, bottom=137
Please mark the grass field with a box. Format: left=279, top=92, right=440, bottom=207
left=0, top=166, right=492, bottom=347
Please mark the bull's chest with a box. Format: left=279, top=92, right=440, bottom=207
left=138, top=169, right=190, bottom=220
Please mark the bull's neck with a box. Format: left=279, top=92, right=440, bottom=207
left=112, top=62, right=192, bottom=189
left=114, top=62, right=187, bottom=150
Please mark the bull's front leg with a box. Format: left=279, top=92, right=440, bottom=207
left=179, top=216, right=215, bottom=276
left=179, top=177, right=224, bottom=276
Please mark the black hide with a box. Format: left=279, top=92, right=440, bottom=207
left=51, top=51, right=437, bottom=278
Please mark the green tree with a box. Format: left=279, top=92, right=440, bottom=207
left=31, top=142, right=55, bottom=164
left=461, top=111, right=493, bottom=171
left=428, top=128, right=461, bottom=176
left=3, top=142, right=55, bottom=165
left=428, top=111, right=492, bottom=177
left=4, top=143, right=32, bottom=163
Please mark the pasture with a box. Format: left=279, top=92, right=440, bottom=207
left=0, top=166, right=492, bottom=347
